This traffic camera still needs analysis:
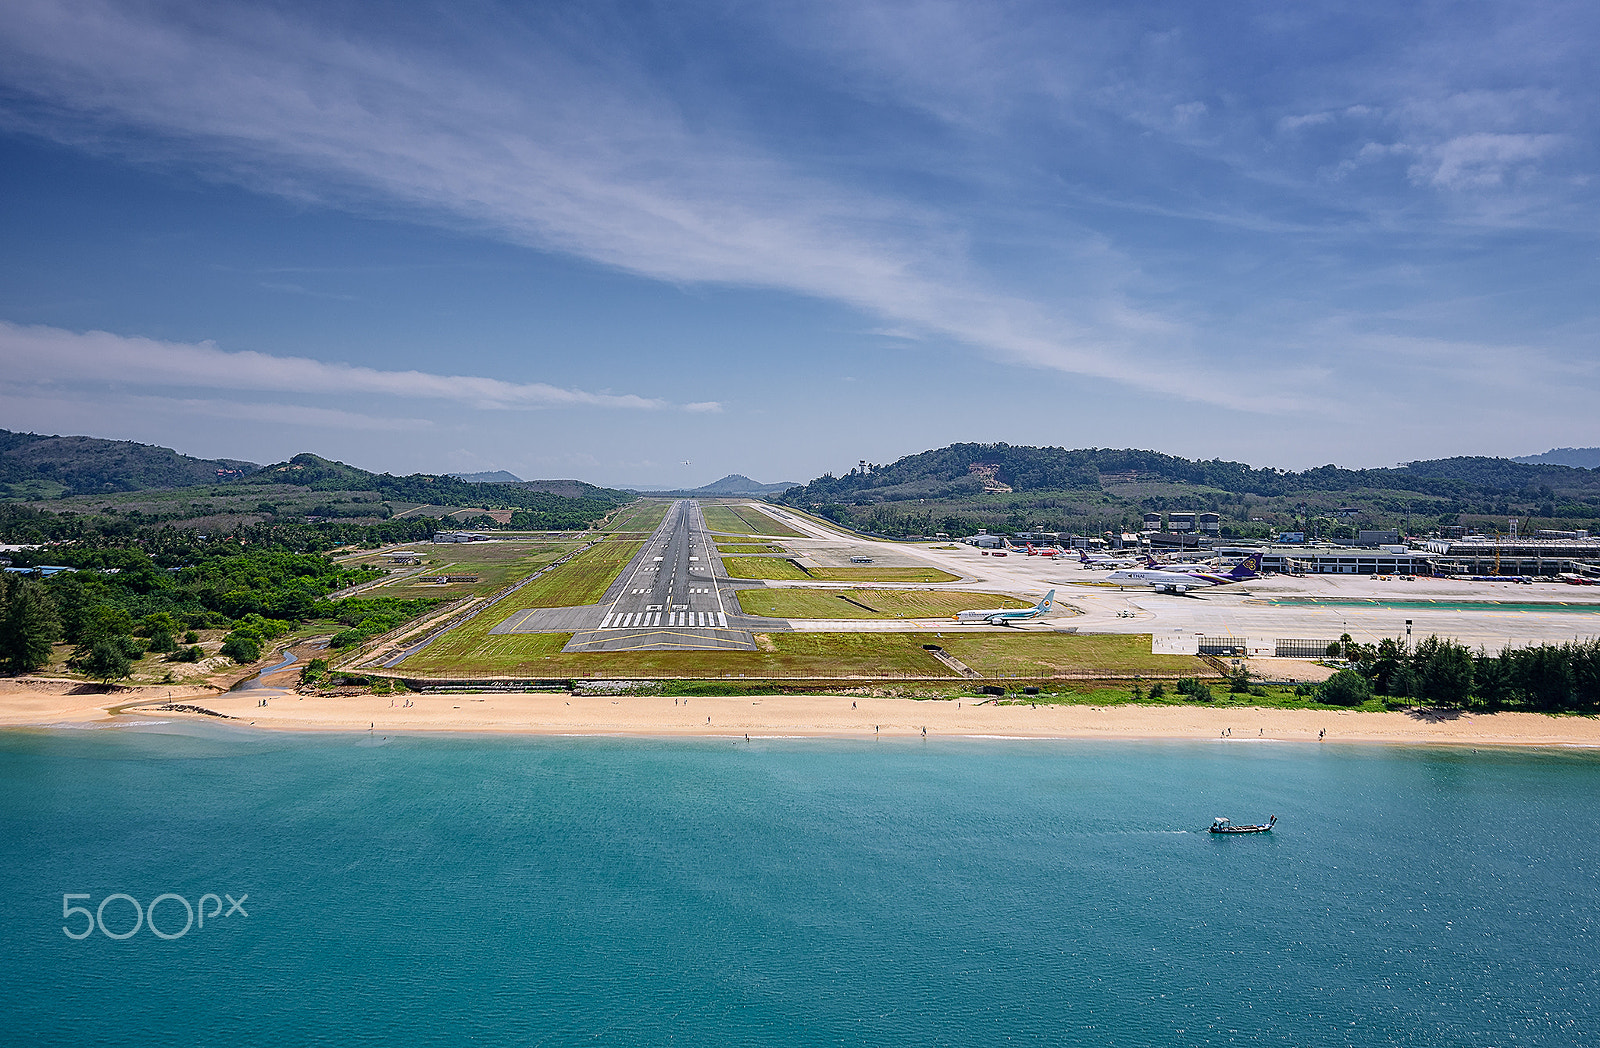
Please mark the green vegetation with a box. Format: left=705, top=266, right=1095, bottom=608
left=937, top=632, right=1212, bottom=678
left=807, top=566, right=961, bottom=583
left=408, top=631, right=954, bottom=679
left=717, top=543, right=784, bottom=554
left=326, top=598, right=442, bottom=649
left=721, top=557, right=960, bottom=583
left=776, top=442, right=1600, bottom=540
left=699, top=504, right=805, bottom=538
left=340, top=539, right=585, bottom=598
left=402, top=539, right=644, bottom=671
left=4, top=445, right=629, bottom=535
left=0, top=427, right=259, bottom=498
left=406, top=628, right=1211, bottom=681
left=602, top=500, right=669, bottom=532
left=737, top=588, right=1029, bottom=620
left=1326, top=632, right=1600, bottom=712
left=0, top=515, right=458, bottom=681
left=722, top=556, right=812, bottom=580
left=0, top=574, right=61, bottom=672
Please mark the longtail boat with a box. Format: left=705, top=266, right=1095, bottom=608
left=1208, top=815, right=1276, bottom=834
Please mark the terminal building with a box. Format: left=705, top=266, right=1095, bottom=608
left=1422, top=537, right=1600, bottom=577
left=1219, top=545, right=1442, bottom=576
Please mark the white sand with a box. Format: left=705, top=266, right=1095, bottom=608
left=4, top=678, right=1596, bottom=748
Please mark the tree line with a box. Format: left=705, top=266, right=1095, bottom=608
left=1318, top=634, right=1600, bottom=712
left=0, top=516, right=439, bottom=682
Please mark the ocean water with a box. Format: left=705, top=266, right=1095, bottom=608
left=2, top=725, right=1596, bottom=1046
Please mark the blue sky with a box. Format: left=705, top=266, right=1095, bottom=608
left=1, top=0, right=1596, bottom=488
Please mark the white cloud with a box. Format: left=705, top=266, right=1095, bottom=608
left=1408, top=132, right=1566, bottom=191
left=0, top=0, right=1248, bottom=408
left=0, top=321, right=671, bottom=410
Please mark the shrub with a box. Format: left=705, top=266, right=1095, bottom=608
left=1176, top=677, right=1214, bottom=702
left=299, top=657, right=329, bottom=685
left=147, top=630, right=178, bottom=654
left=168, top=645, right=203, bottom=663
left=220, top=633, right=262, bottom=664
left=183, top=630, right=200, bottom=644
left=1319, top=668, right=1372, bottom=707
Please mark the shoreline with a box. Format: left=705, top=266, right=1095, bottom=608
left=3, top=681, right=1597, bottom=749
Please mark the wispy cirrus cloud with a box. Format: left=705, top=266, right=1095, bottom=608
left=0, top=321, right=683, bottom=411
left=0, top=0, right=1246, bottom=406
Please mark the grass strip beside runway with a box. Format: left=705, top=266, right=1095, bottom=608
left=738, top=589, right=1031, bottom=619
left=722, top=556, right=812, bottom=580
left=722, top=557, right=961, bottom=583
left=404, top=538, right=644, bottom=671
left=807, top=566, right=962, bottom=583
left=700, top=505, right=805, bottom=538
left=401, top=631, right=1210, bottom=679
left=347, top=540, right=586, bottom=599
left=602, top=500, right=669, bottom=532
left=938, top=633, right=1209, bottom=678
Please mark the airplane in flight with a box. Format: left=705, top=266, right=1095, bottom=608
left=953, top=590, right=1057, bottom=625
left=1105, top=555, right=1262, bottom=594
left=1078, top=549, right=1142, bottom=569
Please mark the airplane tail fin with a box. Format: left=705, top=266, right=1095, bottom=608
left=1229, top=554, right=1262, bottom=579
left=1079, top=550, right=1091, bottom=563
left=1036, top=589, right=1055, bottom=612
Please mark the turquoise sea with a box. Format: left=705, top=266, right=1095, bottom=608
left=2, top=725, right=1596, bottom=1046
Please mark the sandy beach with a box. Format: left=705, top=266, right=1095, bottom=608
left=3, top=678, right=1597, bottom=748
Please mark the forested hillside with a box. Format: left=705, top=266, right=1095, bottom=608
left=0, top=429, right=259, bottom=498
left=776, top=444, right=1600, bottom=539
left=244, top=454, right=629, bottom=528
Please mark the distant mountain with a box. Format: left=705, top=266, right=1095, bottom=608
left=695, top=474, right=798, bottom=495
left=449, top=470, right=523, bottom=483
left=1514, top=447, right=1600, bottom=468
left=636, top=474, right=799, bottom=497
left=0, top=428, right=259, bottom=498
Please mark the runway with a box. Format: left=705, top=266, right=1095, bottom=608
left=482, top=500, right=766, bottom=651
left=480, top=499, right=1600, bottom=656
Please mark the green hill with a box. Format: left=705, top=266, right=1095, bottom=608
left=0, top=429, right=258, bottom=499
left=777, top=443, right=1600, bottom=539
left=243, top=453, right=632, bottom=527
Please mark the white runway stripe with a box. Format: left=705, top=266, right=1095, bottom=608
left=717, top=612, right=727, bottom=627
left=600, top=613, right=614, bottom=628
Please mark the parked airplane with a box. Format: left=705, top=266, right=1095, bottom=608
left=1106, top=555, right=1262, bottom=594
left=953, top=590, right=1057, bottom=625
left=1079, top=549, right=1141, bottom=569
left=1024, top=544, right=1064, bottom=558
left=1144, top=554, right=1215, bottom=572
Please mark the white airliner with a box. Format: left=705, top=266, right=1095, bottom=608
left=1078, top=549, right=1141, bottom=569
left=1106, top=555, right=1261, bottom=594
left=1143, top=553, right=1215, bottom=572
left=953, top=590, right=1057, bottom=625
left=1024, top=543, right=1065, bottom=558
